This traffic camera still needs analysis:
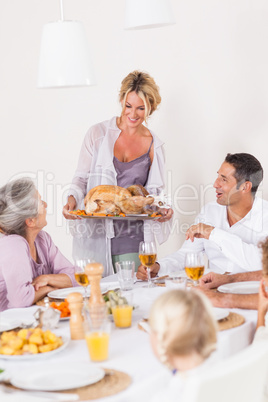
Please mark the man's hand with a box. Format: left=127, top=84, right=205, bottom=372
left=185, top=223, right=214, bottom=242
left=199, top=272, right=231, bottom=289
left=194, top=287, right=229, bottom=308
left=136, top=263, right=160, bottom=281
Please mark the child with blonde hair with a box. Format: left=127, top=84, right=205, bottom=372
left=145, top=289, right=217, bottom=402
left=149, top=289, right=217, bottom=369
left=118, top=289, right=218, bottom=402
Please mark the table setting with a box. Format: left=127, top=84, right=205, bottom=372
left=0, top=256, right=258, bottom=401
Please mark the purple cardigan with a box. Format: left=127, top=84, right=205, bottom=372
left=0, top=231, right=77, bottom=311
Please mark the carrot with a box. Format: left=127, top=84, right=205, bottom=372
left=150, top=213, right=162, bottom=218
left=50, top=299, right=70, bottom=318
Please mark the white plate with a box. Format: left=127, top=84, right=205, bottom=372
left=218, top=281, right=260, bottom=294
left=0, top=336, right=69, bottom=360
left=48, top=282, right=119, bottom=300
left=213, top=307, right=229, bottom=321
left=10, top=363, right=105, bottom=391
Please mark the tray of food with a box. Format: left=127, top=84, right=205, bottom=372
left=68, top=184, right=170, bottom=220
left=68, top=210, right=161, bottom=220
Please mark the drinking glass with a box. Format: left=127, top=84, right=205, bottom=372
left=184, top=252, right=205, bottom=286
left=115, top=261, right=135, bottom=291
left=111, top=291, right=133, bottom=328
left=74, top=259, right=91, bottom=298
left=84, top=305, right=111, bottom=362
left=139, top=241, right=157, bottom=288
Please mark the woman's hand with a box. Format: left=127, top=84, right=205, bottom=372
left=62, top=195, right=80, bottom=220
left=157, top=208, right=173, bottom=223
left=32, top=274, right=73, bottom=291
left=32, top=275, right=50, bottom=291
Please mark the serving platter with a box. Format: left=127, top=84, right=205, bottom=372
left=68, top=211, right=161, bottom=220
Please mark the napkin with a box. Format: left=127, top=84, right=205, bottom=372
left=138, top=320, right=150, bottom=334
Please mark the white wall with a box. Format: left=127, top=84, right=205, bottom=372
left=1, top=0, right=268, bottom=262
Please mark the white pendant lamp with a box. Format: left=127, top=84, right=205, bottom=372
left=124, top=0, right=176, bottom=30
left=38, top=0, right=95, bottom=88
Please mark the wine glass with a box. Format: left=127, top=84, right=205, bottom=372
left=74, top=259, right=91, bottom=298
left=139, top=241, right=157, bottom=288
left=184, top=252, right=205, bottom=286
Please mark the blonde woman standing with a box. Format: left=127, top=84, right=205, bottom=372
left=63, top=71, right=173, bottom=275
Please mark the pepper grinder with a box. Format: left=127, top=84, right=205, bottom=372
left=67, top=292, right=84, bottom=340
left=85, top=262, right=105, bottom=307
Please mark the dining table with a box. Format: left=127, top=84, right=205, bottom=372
left=0, top=272, right=258, bottom=401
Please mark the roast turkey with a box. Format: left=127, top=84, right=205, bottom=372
left=84, top=184, right=155, bottom=214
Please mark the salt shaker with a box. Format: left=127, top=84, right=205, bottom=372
left=37, top=297, right=60, bottom=329
left=67, top=292, right=84, bottom=340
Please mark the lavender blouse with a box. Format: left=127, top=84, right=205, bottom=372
left=0, top=231, right=77, bottom=312
left=111, top=139, right=153, bottom=255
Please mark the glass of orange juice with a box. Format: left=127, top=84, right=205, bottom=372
left=84, top=305, right=111, bottom=362
left=111, top=291, right=133, bottom=329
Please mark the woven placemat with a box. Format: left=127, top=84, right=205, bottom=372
left=139, top=313, right=245, bottom=333
left=6, top=369, right=131, bottom=401
left=218, top=312, right=245, bottom=331
left=63, top=368, right=131, bottom=400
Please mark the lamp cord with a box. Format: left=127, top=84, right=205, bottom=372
left=59, top=0, right=64, bottom=21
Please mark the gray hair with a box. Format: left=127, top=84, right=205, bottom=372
left=0, top=178, right=39, bottom=236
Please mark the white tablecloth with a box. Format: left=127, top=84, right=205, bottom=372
left=0, top=276, right=258, bottom=401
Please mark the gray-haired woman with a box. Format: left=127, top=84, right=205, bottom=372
left=0, top=178, right=77, bottom=312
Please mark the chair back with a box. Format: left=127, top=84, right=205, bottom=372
left=182, top=342, right=268, bottom=402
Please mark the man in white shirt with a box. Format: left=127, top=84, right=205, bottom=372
left=137, top=153, right=268, bottom=284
